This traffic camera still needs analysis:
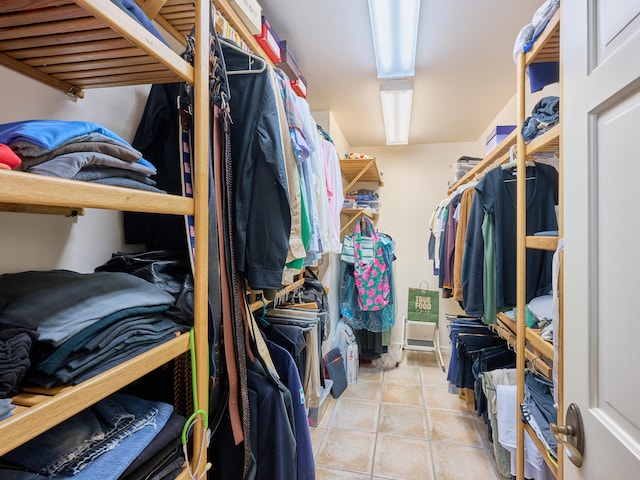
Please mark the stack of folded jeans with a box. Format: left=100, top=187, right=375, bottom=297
left=0, top=269, right=188, bottom=388
left=522, top=370, right=557, bottom=458
left=0, top=293, right=39, bottom=415
left=0, top=392, right=177, bottom=479
left=0, top=326, right=37, bottom=400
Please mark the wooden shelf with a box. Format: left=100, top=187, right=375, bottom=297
left=0, top=170, right=193, bottom=215
left=525, top=327, right=554, bottom=362
left=0, top=333, right=190, bottom=456
left=0, top=1, right=213, bottom=475
left=0, top=203, right=85, bottom=216
left=340, top=208, right=378, bottom=235
left=0, top=0, right=196, bottom=97
left=495, top=313, right=553, bottom=376
left=526, top=235, right=559, bottom=251
left=524, top=423, right=559, bottom=477
left=526, top=124, right=561, bottom=157
left=525, top=10, right=560, bottom=66
left=340, top=158, right=383, bottom=193
left=340, top=157, right=382, bottom=236
left=497, top=312, right=553, bottom=361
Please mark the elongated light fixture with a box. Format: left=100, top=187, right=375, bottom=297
left=368, top=0, right=421, bottom=79
left=380, top=80, right=413, bottom=145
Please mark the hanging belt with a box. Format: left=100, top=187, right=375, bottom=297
left=211, top=103, right=243, bottom=447
left=217, top=100, right=255, bottom=478
left=207, top=15, right=254, bottom=476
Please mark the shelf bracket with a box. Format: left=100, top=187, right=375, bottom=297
left=343, top=159, right=376, bottom=194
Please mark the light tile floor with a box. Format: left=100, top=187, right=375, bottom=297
left=312, top=350, right=500, bottom=480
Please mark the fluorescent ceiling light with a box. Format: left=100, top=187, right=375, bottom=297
left=368, top=0, right=421, bottom=79
left=380, top=80, right=413, bottom=145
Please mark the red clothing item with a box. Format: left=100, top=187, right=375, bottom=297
left=0, top=143, right=21, bottom=169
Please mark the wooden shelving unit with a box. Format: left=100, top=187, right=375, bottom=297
left=340, top=157, right=383, bottom=236
left=448, top=11, right=562, bottom=478
left=0, top=0, right=196, bottom=97
left=340, top=157, right=384, bottom=193
left=2, top=335, right=190, bottom=455
left=0, top=1, right=211, bottom=477
left=514, top=9, right=562, bottom=480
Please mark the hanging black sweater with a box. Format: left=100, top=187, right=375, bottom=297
left=462, top=163, right=558, bottom=317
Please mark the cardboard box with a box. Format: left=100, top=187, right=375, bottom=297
left=254, top=16, right=281, bottom=63
left=485, top=125, right=516, bottom=154
left=229, top=0, right=262, bottom=35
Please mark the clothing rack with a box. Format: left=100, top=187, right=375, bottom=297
left=248, top=278, right=306, bottom=313
left=490, top=319, right=552, bottom=379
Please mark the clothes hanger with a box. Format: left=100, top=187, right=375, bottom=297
left=502, top=145, right=536, bottom=182
left=219, top=37, right=267, bottom=75
left=501, top=145, right=536, bottom=170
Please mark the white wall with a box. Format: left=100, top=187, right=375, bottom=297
left=0, top=66, right=150, bottom=273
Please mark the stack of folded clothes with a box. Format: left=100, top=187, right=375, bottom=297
left=0, top=269, right=189, bottom=388
left=0, top=392, right=185, bottom=480
left=345, top=188, right=380, bottom=213
left=0, top=294, right=38, bottom=421
left=0, top=120, right=164, bottom=193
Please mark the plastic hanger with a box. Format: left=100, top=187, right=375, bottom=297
left=502, top=145, right=536, bottom=170
left=502, top=145, right=536, bottom=182
left=219, top=38, right=266, bottom=75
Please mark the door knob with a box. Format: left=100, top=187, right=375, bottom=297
left=550, top=403, right=584, bottom=468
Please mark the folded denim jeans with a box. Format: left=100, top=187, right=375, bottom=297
left=2, top=392, right=172, bottom=478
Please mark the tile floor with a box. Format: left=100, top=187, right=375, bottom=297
left=311, top=350, right=500, bottom=480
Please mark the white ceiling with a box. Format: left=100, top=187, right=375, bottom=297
left=257, top=0, right=543, bottom=147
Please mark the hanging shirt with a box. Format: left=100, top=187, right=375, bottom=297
left=453, top=187, right=475, bottom=302
left=429, top=198, right=450, bottom=276
left=442, top=193, right=461, bottom=295
left=294, top=96, right=322, bottom=259
left=465, top=164, right=558, bottom=316
left=271, top=68, right=305, bottom=265
left=320, top=135, right=344, bottom=253
left=482, top=213, right=497, bottom=324
left=222, top=46, right=292, bottom=290
left=308, top=130, right=332, bottom=258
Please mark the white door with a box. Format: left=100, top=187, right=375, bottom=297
left=563, top=0, right=640, bottom=477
